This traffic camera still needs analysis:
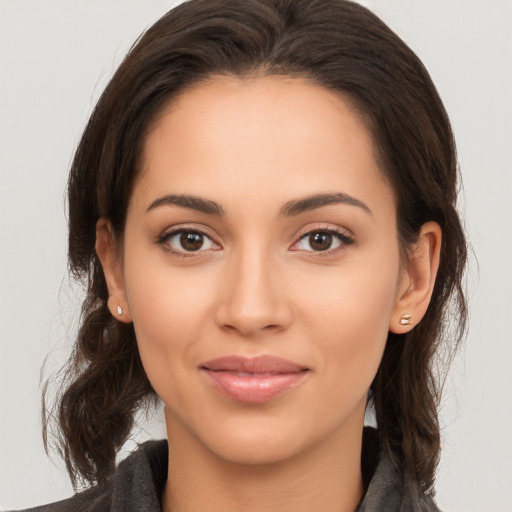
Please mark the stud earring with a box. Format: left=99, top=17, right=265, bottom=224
left=117, top=305, right=123, bottom=316
left=400, top=313, right=412, bottom=325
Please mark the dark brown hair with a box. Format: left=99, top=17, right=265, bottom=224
left=43, top=0, right=467, bottom=504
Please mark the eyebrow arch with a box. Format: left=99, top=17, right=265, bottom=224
left=280, top=192, right=372, bottom=216
left=146, top=194, right=224, bottom=215
left=146, top=192, right=370, bottom=217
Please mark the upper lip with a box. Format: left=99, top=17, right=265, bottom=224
left=200, top=355, right=308, bottom=374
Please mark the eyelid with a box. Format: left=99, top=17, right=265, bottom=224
left=290, top=224, right=354, bottom=253
left=156, top=224, right=222, bottom=255
left=155, top=222, right=353, bottom=256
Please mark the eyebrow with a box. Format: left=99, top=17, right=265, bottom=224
left=146, top=192, right=371, bottom=217
left=146, top=194, right=225, bottom=215
left=280, top=192, right=372, bottom=216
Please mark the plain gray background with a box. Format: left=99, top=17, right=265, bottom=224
left=1, top=1, right=511, bottom=510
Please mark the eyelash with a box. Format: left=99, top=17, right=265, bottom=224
left=156, top=227, right=218, bottom=258
left=156, top=225, right=354, bottom=258
left=293, top=227, right=354, bottom=256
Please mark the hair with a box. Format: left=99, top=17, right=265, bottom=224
left=43, top=0, right=467, bottom=505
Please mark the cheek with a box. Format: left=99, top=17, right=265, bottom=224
left=298, top=255, right=399, bottom=393
left=122, top=249, right=220, bottom=393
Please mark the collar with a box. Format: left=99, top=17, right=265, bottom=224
left=41, top=427, right=438, bottom=511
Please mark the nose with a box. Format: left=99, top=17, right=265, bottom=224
left=215, top=247, right=293, bottom=337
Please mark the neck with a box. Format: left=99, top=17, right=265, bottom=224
left=161, top=411, right=364, bottom=512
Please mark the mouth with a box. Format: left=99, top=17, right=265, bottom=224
left=199, top=355, right=309, bottom=403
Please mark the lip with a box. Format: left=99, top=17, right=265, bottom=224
left=200, top=355, right=309, bottom=403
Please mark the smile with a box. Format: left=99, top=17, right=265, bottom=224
left=200, top=355, right=309, bottom=403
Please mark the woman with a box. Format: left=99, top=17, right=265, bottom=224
left=12, top=0, right=467, bottom=510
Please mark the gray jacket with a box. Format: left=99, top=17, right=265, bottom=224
left=14, top=428, right=440, bottom=512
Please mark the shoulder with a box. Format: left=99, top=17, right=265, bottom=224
left=359, top=428, right=442, bottom=512
left=8, top=439, right=168, bottom=512
left=7, top=484, right=110, bottom=512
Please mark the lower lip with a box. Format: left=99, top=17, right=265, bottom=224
left=201, top=369, right=308, bottom=403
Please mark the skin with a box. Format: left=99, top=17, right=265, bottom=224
left=96, top=76, right=441, bottom=512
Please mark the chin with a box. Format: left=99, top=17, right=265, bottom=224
left=173, top=408, right=310, bottom=466
left=197, top=410, right=334, bottom=467
left=212, top=433, right=305, bottom=466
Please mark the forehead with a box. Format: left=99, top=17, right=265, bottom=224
left=134, top=75, right=393, bottom=217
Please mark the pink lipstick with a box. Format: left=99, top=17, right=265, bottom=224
left=200, top=355, right=309, bottom=403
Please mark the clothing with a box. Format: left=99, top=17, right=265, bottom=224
left=13, top=428, right=440, bottom=512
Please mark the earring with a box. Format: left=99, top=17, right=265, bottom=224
left=400, top=313, right=412, bottom=325
left=117, top=305, right=123, bottom=316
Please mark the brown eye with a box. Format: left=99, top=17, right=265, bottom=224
left=180, top=231, right=204, bottom=251
left=294, top=229, right=352, bottom=252
left=308, top=232, right=333, bottom=251
left=163, top=230, right=217, bottom=253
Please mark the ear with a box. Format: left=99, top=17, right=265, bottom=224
left=389, top=221, right=442, bottom=333
left=95, top=218, right=132, bottom=323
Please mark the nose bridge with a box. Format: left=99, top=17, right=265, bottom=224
left=216, top=239, right=290, bottom=335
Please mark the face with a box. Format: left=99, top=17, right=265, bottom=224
left=111, top=76, right=410, bottom=464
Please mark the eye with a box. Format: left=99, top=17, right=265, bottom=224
left=294, top=229, right=353, bottom=252
left=161, top=229, right=219, bottom=253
